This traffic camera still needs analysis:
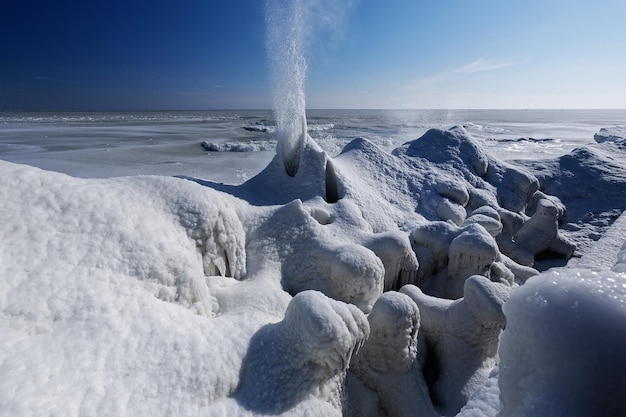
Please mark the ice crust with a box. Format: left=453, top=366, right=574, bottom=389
left=2, top=125, right=626, bottom=416
left=499, top=269, right=626, bottom=417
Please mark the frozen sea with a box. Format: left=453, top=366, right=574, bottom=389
left=1, top=109, right=624, bottom=183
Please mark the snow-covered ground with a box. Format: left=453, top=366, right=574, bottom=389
left=1, top=124, right=626, bottom=416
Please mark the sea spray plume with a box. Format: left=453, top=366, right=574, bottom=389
left=265, top=0, right=308, bottom=176
left=265, top=0, right=354, bottom=176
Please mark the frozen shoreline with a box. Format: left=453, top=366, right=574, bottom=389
left=1, top=124, right=626, bottom=416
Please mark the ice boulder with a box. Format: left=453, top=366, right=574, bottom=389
left=594, top=125, right=626, bottom=144
left=499, top=269, right=626, bottom=417
left=360, top=231, right=419, bottom=291
left=507, top=198, right=576, bottom=266
left=463, top=206, right=503, bottom=237
left=446, top=224, right=500, bottom=299
left=412, top=222, right=515, bottom=298
left=235, top=290, right=369, bottom=414
left=249, top=199, right=385, bottom=313
left=348, top=292, right=438, bottom=417
left=401, top=276, right=511, bottom=416
left=485, top=161, right=539, bottom=213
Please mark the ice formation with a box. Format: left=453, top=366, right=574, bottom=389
left=235, top=290, right=368, bottom=414
left=593, top=125, right=626, bottom=143
left=507, top=198, right=576, bottom=265
left=5, top=122, right=626, bottom=416
left=499, top=269, right=626, bottom=417
left=411, top=221, right=516, bottom=298
left=348, top=292, right=438, bottom=417
left=401, top=276, right=511, bottom=416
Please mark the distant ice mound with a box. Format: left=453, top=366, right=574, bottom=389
left=594, top=125, right=626, bottom=144
left=201, top=140, right=276, bottom=152
left=499, top=269, right=626, bottom=417
left=242, top=122, right=276, bottom=133
left=515, top=136, right=626, bottom=256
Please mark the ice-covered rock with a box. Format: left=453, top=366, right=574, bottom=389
left=436, top=197, right=467, bottom=225
left=446, top=225, right=500, bottom=299
left=360, top=231, right=419, bottom=291
left=412, top=222, right=515, bottom=297
left=515, top=140, right=626, bottom=256
left=508, top=198, right=576, bottom=266
left=348, top=292, right=438, bottom=417
left=249, top=199, right=385, bottom=313
left=463, top=206, right=503, bottom=237
left=235, top=290, right=369, bottom=414
left=485, top=160, right=539, bottom=213
left=348, top=291, right=438, bottom=417
left=499, top=269, right=626, bottom=417
left=436, top=179, right=470, bottom=206
left=401, top=276, right=511, bottom=416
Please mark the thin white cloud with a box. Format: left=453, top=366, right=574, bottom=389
left=452, top=59, right=518, bottom=74
left=401, top=58, right=521, bottom=93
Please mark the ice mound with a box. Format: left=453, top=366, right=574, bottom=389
left=348, top=292, right=438, bottom=417
left=335, top=127, right=574, bottom=270
left=402, top=275, right=511, bottom=416
left=506, top=198, right=576, bottom=266
left=235, top=290, right=368, bottom=414
left=516, top=139, right=626, bottom=256
left=201, top=140, right=275, bottom=152
left=396, top=126, right=489, bottom=177
left=0, top=160, right=295, bottom=416
left=0, top=160, right=247, bottom=317
left=237, top=134, right=344, bottom=205
left=594, top=125, right=626, bottom=143
left=499, top=269, right=626, bottom=417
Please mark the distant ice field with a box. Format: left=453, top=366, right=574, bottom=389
left=1, top=109, right=624, bottom=183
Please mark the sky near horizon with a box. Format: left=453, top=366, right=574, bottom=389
left=1, top=0, right=625, bottom=110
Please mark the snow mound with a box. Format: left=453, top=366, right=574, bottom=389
left=499, top=269, right=626, bottom=417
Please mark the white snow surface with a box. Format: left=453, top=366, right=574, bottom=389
left=2, top=125, right=626, bottom=416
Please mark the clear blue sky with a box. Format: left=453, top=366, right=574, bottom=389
left=1, top=0, right=625, bottom=110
